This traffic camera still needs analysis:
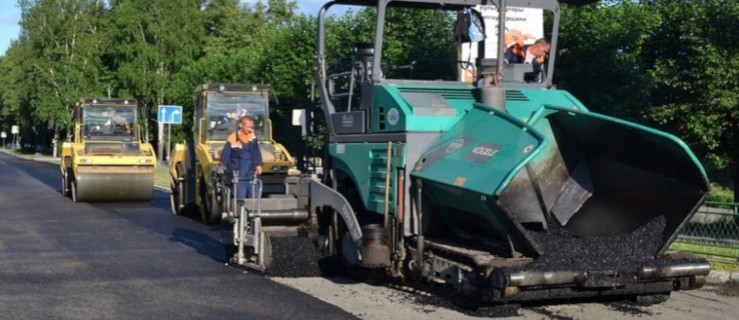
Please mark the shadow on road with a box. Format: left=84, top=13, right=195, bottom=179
left=88, top=189, right=230, bottom=265
left=0, top=153, right=62, bottom=193
left=169, top=227, right=228, bottom=262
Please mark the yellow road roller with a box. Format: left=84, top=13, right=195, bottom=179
left=169, top=83, right=296, bottom=223
left=60, top=98, right=156, bottom=202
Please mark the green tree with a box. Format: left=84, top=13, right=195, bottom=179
left=556, top=1, right=660, bottom=120
left=328, top=8, right=457, bottom=80
left=167, top=0, right=300, bottom=141
left=256, top=15, right=317, bottom=154
left=201, top=0, right=297, bottom=56
left=201, top=0, right=289, bottom=55
left=264, top=0, right=297, bottom=26
left=556, top=1, right=739, bottom=199
left=166, top=49, right=265, bottom=142
left=645, top=0, right=739, bottom=199
left=0, top=42, right=31, bottom=136
left=646, top=0, right=739, bottom=159
left=107, top=0, right=203, bottom=108
left=107, top=0, right=203, bottom=158
left=12, top=0, right=107, bottom=144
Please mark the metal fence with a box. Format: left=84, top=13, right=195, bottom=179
left=672, top=201, right=739, bottom=262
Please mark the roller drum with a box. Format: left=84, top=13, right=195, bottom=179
left=75, top=165, right=154, bottom=202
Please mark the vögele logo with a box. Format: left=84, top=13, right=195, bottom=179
left=464, top=142, right=502, bottom=163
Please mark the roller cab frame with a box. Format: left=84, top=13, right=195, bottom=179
left=60, top=98, right=156, bottom=202
left=168, top=83, right=297, bottom=225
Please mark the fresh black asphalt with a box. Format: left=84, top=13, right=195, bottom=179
left=0, top=152, right=357, bottom=319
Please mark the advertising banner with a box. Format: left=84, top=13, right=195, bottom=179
left=459, top=6, right=543, bottom=82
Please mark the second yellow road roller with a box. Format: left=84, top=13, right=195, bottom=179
left=168, top=83, right=297, bottom=224
left=60, top=98, right=156, bottom=202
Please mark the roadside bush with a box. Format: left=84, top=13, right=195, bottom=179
left=707, top=183, right=735, bottom=203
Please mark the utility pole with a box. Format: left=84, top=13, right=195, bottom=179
left=158, top=118, right=165, bottom=164
left=157, top=95, right=165, bottom=164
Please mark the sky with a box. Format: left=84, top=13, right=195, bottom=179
left=0, top=0, right=331, bottom=57
left=0, top=0, right=21, bottom=57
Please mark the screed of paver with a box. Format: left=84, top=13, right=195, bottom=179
left=271, top=277, right=739, bottom=320
left=270, top=277, right=521, bottom=320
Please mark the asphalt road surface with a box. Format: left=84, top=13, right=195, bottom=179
left=0, top=153, right=355, bottom=319
left=1, top=153, right=737, bottom=319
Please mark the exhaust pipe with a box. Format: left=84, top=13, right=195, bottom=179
left=250, top=210, right=309, bottom=221
left=508, top=270, right=589, bottom=287
left=639, top=261, right=711, bottom=279
left=493, top=260, right=711, bottom=294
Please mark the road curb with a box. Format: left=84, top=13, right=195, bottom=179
left=35, top=153, right=170, bottom=191
left=154, top=185, right=170, bottom=193
left=706, top=270, right=739, bottom=285
left=33, top=156, right=61, bottom=164
left=1, top=150, right=172, bottom=192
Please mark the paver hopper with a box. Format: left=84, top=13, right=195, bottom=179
left=412, top=104, right=709, bottom=301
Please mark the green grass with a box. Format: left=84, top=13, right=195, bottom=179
left=669, top=242, right=739, bottom=272
left=707, top=183, right=735, bottom=203
left=0, top=147, right=35, bottom=159
left=155, top=165, right=170, bottom=189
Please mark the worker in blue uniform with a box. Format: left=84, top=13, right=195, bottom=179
left=221, top=115, right=263, bottom=199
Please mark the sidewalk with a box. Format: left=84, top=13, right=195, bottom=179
left=706, top=271, right=739, bottom=284
left=0, top=148, right=57, bottom=162
left=32, top=154, right=61, bottom=164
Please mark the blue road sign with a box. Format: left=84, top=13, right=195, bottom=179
left=158, top=105, right=183, bottom=124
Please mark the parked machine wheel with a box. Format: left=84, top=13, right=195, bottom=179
left=201, top=181, right=220, bottom=224
left=61, top=170, right=71, bottom=197
left=169, top=184, right=182, bottom=216
left=70, top=180, right=78, bottom=203
left=169, top=163, right=184, bottom=215
left=260, top=236, right=273, bottom=271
